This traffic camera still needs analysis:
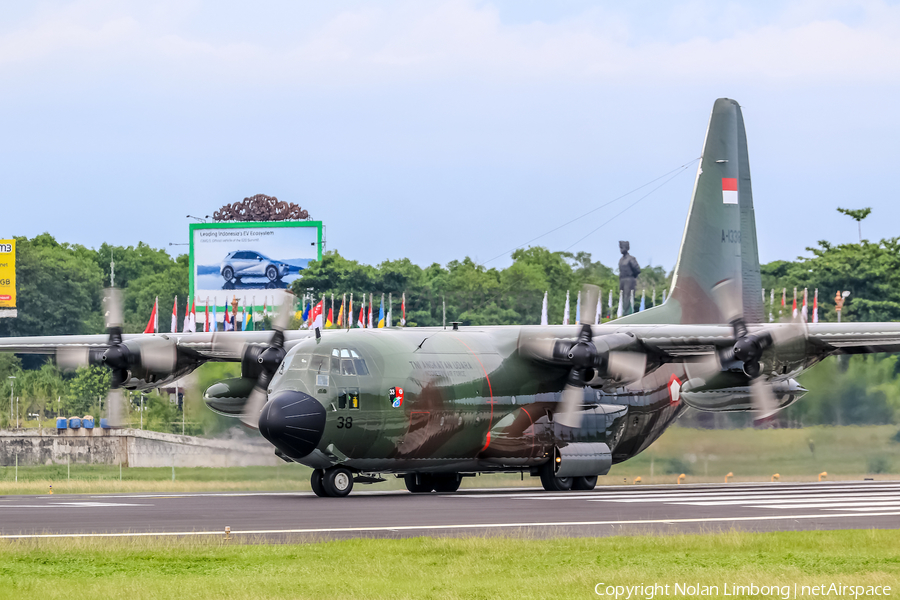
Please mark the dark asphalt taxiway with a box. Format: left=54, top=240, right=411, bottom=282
left=2, top=481, right=899, bottom=540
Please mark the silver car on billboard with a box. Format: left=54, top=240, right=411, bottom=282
left=220, top=251, right=290, bottom=282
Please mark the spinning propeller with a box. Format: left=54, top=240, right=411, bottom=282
left=520, top=284, right=648, bottom=428
left=218, top=292, right=293, bottom=428
left=56, top=289, right=178, bottom=427
left=686, top=279, right=808, bottom=420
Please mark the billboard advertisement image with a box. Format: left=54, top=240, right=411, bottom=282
left=0, top=239, right=15, bottom=316
left=189, top=221, right=322, bottom=308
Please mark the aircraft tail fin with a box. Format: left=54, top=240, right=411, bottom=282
left=616, top=98, right=762, bottom=325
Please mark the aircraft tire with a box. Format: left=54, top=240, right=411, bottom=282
left=572, top=476, right=598, bottom=491
left=404, top=473, right=434, bottom=493
left=539, top=462, right=573, bottom=492
left=432, top=474, right=461, bottom=493
left=323, top=467, right=354, bottom=497
left=310, top=470, right=327, bottom=497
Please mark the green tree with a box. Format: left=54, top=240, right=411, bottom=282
left=837, top=207, right=872, bottom=242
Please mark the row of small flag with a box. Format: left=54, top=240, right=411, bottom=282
left=142, top=296, right=275, bottom=333
left=140, top=293, right=409, bottom=334
left=539, top=288, right=668, bottom=325
left=296, top=293, right=407, bottom=330
left=766, top=288, right=826, bottom=323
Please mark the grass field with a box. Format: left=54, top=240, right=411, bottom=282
left=1, top=424, right=899, bottom=495
left=0, top=530, right=897, bottom=600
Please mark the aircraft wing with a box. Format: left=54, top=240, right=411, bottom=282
left=804, top=323, right=900, bottom=355
left=603, top=322, right=900, bottom=359
left=0, top=331, right=313, bottom=362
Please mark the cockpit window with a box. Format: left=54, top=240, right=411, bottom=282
left=349, top=349, right=369, bottom=376
left=309, top=354, right=329, bottom=373
left=290, top=355, right=311, bottom=371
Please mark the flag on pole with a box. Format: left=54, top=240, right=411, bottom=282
left=595, top=292, right=602, bottom=325
left=781, top=288, right=786, bottom=318
left=302, top=299, right=310, bottom=323
left=368, top=294, right=374, bottom=329
left=563, top=290, right=570, bottom=325
left=205, top=298, right=209, bottom=333
left=223, top=303, right=233, bottom=331
left=802, top=288, right=808, bottom=322
left=171, top=296, right=178, bottom=334
left=652, top=288, right=656, bottom=308
left=349, top=293, right=353, bottom=329
left=639, top=290, right=645, bottom=312
left=401, top=292, right=406, bottom=326
left=387, top=293, right=392, bottom=328
left=246, top=297, right=254, bottom=331
left=630, top=289, right=635, bottom=314
left=617, top=290, right=624, bottom=318
left=241, top=303, right=248, bottom=331
left=608, top=290, right=613, bottom=319
left=378, top=295, right=385, bottom=328
left=326, top=294, right=334, bottom=328
left=212, top=299, right=218, bottom=332
left=311, top=298, right=324, bottom=330
left=189, top=299, right=196, bottom=332
left=337, top=295, right=344, bottom=327
left=143, top=298, right=158, bottom=334
left=357, top=304, right=365, bottom=328
left=575, top=291, right=581, bottom=325
left=182, top=298, right=190, bottom=333
left=792, top=288, right=798, bottom=319
left=813, top=289, right=819, bottom=323
left=769, top=289, right=775, bottom=323
left=540, top=292, right=548, bottom=326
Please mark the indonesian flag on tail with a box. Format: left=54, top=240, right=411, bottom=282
left=722, top=178, right=738, bottom=205
left=143, top=297, right=158, bottom=334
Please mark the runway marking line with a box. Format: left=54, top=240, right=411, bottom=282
left=3, top=510, right=900, bottom=540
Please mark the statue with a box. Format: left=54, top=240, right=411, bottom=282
left=618, top=241, right=641, bottom=315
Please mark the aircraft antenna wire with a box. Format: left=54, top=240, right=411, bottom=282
left=563, top=161, right=696, bottom=251
left=481, top=157, right=699, bottom=265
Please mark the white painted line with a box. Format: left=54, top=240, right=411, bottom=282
left=3, top=510, right=900, bottom=540
left=749, top=501, right=900, bottom=510
left=0, top=502, right=153, bottom=508
left=656, top=495, right=900, bottom=506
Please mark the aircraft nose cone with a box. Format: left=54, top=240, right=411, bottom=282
left=259, top=390, right=326, bottom=460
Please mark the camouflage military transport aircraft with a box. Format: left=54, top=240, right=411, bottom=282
left=4, top=98, right=900, bottom=497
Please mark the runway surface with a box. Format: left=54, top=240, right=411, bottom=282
left=2, top=481, right=899, bottom=540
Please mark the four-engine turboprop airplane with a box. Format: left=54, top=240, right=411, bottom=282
left=3, top=98, right=900, bottom=498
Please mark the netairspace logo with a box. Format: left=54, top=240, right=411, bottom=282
left=594, top=582, right=892, bottom=599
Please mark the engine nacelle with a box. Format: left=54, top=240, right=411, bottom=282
left=203, top=377, right=257, bottom=417
left=680, top=379, right=807, bottom=412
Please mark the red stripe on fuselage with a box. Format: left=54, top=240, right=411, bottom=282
left=451, top=335, right=494, bottom=452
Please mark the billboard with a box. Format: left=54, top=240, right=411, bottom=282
left=189, top=221, right=322, bottom=308
left=0, top=239, right=15, bottom=316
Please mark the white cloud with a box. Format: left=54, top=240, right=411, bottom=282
left=2, top=0, right=900, bottom=89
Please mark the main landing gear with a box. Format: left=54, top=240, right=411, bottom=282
left=404, top=473, right=462, bottom=493
left=310, top=467, right=354, bottom=497
left=538, top=461, right=597, bottom=492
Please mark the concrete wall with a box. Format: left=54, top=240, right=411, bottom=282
left=0, top=428, right=280, bottom=468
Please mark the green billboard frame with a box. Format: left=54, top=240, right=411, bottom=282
left=188, top=220, right=323, bottom=309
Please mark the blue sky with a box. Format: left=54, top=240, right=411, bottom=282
left=2, top=1, right=899, bottom=272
